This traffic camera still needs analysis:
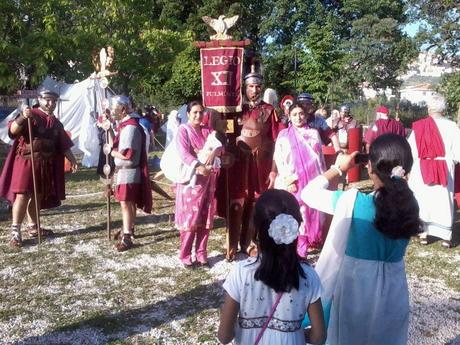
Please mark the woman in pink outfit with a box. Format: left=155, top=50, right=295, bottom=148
left=272, top=103, right=325, bottom=257
left=175, top=101, right=222, bottom=268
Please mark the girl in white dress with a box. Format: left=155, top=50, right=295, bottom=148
left=218, top=189, right=326, bottom=345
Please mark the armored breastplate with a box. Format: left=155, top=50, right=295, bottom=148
left=236, top=106, right=273, bottom=154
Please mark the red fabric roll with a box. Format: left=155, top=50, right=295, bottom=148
left=347, top=127, right=362, bottom=183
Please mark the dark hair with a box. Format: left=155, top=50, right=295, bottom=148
left=186, top=100, right=203, bottom=113
left=253, top=189, right=306, bottom=293
left=288, top=102, right=305, bottom=114
left=370, top=134, right=422, bottom=239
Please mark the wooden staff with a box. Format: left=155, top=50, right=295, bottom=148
left=98, top=86, right=112, bottom=240
left=105, top=129, right=111, bottom=240
left=225, top=164, right=230, bottom=260
left=26, top=113, right=41, bottom=244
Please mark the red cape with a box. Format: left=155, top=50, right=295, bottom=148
left=412, top=116, right=448, bottom=187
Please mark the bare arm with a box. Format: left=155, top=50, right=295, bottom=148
left=10, top=107, right=32, bottom=136
left=365, top=143, right=370, bottom=153
left=217, top=292, right=239, bottom=344
left=330, top=133, right=340, bottom=152
left=304, top=299, right=326, bottom=344
left=111, top=149, right=131, bottom=160
left=267, top=160, right=278, bottom=189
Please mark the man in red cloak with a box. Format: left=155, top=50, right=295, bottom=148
left=364, top=105, right=406, bottom=152
left=0, top=90, right=78, bottom=247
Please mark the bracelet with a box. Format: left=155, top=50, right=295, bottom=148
left=330, top=164, right=343, bottom=176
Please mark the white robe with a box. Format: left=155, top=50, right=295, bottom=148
left=408, top=116, right=460, bottom=240
left=302, top=176, right=410, bottom=345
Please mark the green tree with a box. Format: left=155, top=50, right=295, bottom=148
left=257, top=0, right=416, bottom=105
left=409, top=0, right=460, bottom=121
left=337, top=0, right=417, bottom=97
left=296, top=5, right=344, bottom=105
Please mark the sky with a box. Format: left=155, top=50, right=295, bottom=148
left=403, top=22, right=420, bottom=38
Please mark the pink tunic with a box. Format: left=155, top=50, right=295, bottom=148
left=174, top=124, right=218, bottom=231
left=274, top=125, right=325, bottom=248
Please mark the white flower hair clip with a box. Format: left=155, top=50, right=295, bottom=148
left=268, top=213, right=299, bottom=245
left=390, top=165, right=405, bottom=179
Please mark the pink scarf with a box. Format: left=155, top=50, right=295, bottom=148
left=286, top=124, right=323, bottom=200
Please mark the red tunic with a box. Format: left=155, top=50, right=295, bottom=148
left=0, top=108, right=73, bottom=209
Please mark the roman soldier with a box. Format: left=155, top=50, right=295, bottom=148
left=224, top=67, right=283, bottom=261
left=0, top=90, right=78, bottom=247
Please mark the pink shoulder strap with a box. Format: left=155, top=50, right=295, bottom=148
left=254, top=292, right=284, bottom=345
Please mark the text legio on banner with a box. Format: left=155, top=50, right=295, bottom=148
left=200, top=47, right=244, bottom=113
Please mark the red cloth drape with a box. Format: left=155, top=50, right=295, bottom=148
left=412, top=116, right=448, bottom=187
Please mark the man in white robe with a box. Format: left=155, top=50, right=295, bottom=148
left=408, top=95, right=460, bottom=248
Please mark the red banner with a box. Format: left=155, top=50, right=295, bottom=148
left=200, top=47, right=243, bottom=113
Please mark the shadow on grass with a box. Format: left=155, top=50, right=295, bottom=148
left=42, top=202, right=106, bottom=216
left=50, top=213, right=176, bottom=240
left=15, top=280, right=224, bottom=344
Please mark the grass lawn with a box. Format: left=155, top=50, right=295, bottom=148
left=0, top=151, right=459, bottom=344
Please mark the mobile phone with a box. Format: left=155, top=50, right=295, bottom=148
left=354, top=153, right=369, bottom=164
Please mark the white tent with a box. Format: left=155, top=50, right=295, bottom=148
left=0, top=76, right=112, bottom=167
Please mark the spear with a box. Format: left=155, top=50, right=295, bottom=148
left=25, top=104, right=41, bottom=244
left=28, top=125, right=41, bottom=244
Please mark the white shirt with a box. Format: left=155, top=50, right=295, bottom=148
left=223, top=257, right=322, bottom=345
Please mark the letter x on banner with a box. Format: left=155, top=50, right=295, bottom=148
left=200, top=47, right=244, bottom=113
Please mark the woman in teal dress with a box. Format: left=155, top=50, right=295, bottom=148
left=301, top=134, right=422, bottom=345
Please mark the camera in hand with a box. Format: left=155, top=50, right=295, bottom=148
left=354, top=153, right=369, bottom=165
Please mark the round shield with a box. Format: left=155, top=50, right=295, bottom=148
left=103, top=164, right=112, bottom=177
left=103, top=143, right=111, bottom=155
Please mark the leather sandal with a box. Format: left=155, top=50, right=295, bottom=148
left=113, top=227, right=135, bottom=241
left=9, top=232, right=22, bottom=248
left=26, top=225, right=54, bottom=238
left=246, top=243, right=258, bottom=257
left=226, top=248, right=237, bottom=262
left=115, top=235, right=133, bottom=252
left=197, top=261, right=210, bottom=269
